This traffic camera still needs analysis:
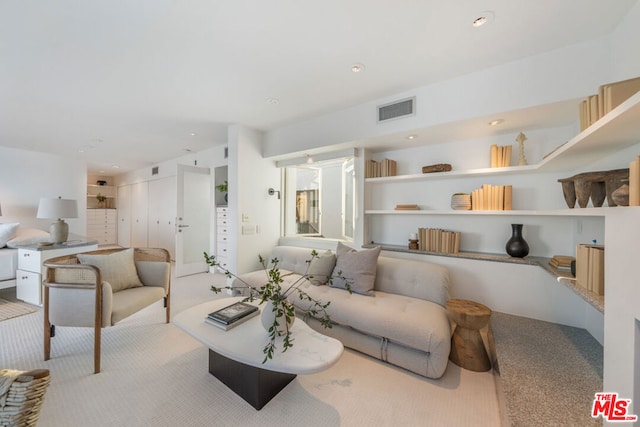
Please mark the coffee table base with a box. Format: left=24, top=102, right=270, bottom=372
left=208, top=349, right=296, bottom=410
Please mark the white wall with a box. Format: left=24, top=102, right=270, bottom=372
left=228, top=125, right=281, bottom=274
left=0, top=146, right=87, bottom=236
left=263, top=37, right=610, bottom=158
left=602, top=0, right=640, bottom=418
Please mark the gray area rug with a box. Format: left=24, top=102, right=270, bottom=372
left=491, top=311, right=603, bottom=427
left=0, top=297, right=38, bottom=321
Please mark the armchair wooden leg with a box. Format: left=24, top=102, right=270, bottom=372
left=44, top=287, right=51, bottom=362
left=164, top=295, right=170, bottom=324
left=94, top=324, right=101, bottom=374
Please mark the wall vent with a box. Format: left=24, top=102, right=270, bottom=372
left=377, top=97, right=416, bottom=123
left=152, top=166, right=159, bottom=175
left=224, top=146, right=228, bottom=159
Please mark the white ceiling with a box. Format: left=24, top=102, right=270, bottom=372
left=0, top=0, right=636, bottom=173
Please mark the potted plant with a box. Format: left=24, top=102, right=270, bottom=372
left=96, top=193, right=107, bottom=208
left=215, top=180, right=228, bottom=203
left=204, top=251, right=351, bottom=362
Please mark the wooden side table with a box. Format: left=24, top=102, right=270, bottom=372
left=446, top=299, right=492, bottom=372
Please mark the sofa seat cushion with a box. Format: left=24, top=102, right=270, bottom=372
left=111, top=286, right=165, bottom=325
left=284, top=279, right=451, bottom=355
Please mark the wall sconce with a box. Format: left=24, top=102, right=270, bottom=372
left=268, top=188, right=281, bottom=199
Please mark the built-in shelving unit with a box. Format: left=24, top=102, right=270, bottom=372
left=364, top=243, right=605, bottom=313
left=365, top=90, right=640, bottom=185
left=364, top=208, right=609, bottom=217
left=363, top=92, right=640, bottom=317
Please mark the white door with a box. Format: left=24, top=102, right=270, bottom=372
left=117, top=185, right=132, bottom=247
left=175, top=165, right=211, bottom=277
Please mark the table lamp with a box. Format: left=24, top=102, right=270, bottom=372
left=37, top=197, right=78, bottom=244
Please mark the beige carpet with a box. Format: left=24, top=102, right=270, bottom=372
left=0, top=297, right=38, bottom=321
left=0, top=272, right=503, bottom=427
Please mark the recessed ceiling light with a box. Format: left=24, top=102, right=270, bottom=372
left=472, top=11, right=494, bottom=27
left=406, top=134, right=418, bottom=140
left=488, top=119, right=505, bottom=126
left=266, top=98, right=280, bottom=105
left=189, top=132, right=197, bottom=136
left=112, top=164, right=120, bottom=169
left=351, top=63, right=365, bottom=73
left=183, top=148, right=193, bottom=152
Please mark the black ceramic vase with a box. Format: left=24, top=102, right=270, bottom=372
left=505, top=224, right=529, bottom=258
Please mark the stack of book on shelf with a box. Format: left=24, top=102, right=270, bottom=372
left=365, top=158, right=397, bottom=178
left=490, top=145, right=512, bottom=168
left=470, top=184, right=513, bottom=210
left=579, top=76, right=640, bottom=131
left=575, top=244, right=605, bottom=296
left=548, top=255, right=575, bottom=270
left=394, top=204, right=419, bottom=210
left=204, top=301, right=259, bottom=331
left=417, top=227, right=461, bottom=254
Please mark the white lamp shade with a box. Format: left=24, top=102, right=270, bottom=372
left=37, top=198, right=78, bottom=219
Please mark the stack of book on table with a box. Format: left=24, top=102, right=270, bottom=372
left=204, top=301, right=259, bottom=331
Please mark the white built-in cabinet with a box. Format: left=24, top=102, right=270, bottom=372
left=148, top=176, right=177, bottom=260
left=117, top=178, right=176, bottom=259
left=117, top=184, right=132, bottom=247
left=130, top=181, right=149, bottom=248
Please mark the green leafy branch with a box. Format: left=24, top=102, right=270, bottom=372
left=203, top=250, right=351, bottom=362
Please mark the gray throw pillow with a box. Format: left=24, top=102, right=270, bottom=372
left=306, top=250, right=336, bottom=286
left=330, top=242, right=381, bottom=296
left=78, top=249, right=144, bottom=293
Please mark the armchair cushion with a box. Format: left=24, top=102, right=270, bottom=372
left=78, top=248, right=143, bottom=292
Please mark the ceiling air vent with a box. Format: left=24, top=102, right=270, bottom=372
left=152, top=166, right=159, bottom=175
left=377, top=97, right=416, bottom=123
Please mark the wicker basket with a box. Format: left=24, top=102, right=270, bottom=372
left=0, top=369, right=50, bottom=427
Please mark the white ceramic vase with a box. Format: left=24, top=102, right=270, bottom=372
left=260, top=301, right=295, bottom=333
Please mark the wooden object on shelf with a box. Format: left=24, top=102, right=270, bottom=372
left=629, top=157, right=640, bottom=206
left=558, top=168, right=629, bottom=208
left=421, top=163, right=452, bottom=174
left=366, top=158, right=397, bottom=178
left=549, top=255, right=575, bottom=270
left=447, top=299, right=492, bottom=372
left=395, top=204, right=419, bottom=210
left=470, top=184, right=512, bottom=210
left=600, top=76, right=640, bottom=116
left=417, top=227, right=460, bottom=254
left=575, top=244, right=605, bottom=296
left=489, top=145, right=512, bottom=168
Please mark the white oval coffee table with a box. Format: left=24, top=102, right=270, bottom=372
left=174, top=297, right=344, bottom=409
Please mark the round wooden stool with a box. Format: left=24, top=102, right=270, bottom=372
left=446, top=299, right=492, bottom=372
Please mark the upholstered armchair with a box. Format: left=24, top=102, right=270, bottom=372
left=43, top=247, right=171, bottom=373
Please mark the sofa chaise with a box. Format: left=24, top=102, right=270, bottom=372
left=232, top=244, right=452, bottom=379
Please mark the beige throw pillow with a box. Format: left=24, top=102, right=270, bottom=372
left=78, top=249, right=144, bottom=293
left=330, top=242, right=381, bottom=296
left=306, top=250, right=336, bottom=286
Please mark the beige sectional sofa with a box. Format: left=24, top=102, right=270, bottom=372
left=233, top=244, right=452, bottom=379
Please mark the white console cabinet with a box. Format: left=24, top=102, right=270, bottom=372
left=16, top=241, right=99, bottom=306
left=215, top=206, right=230, bottom=271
